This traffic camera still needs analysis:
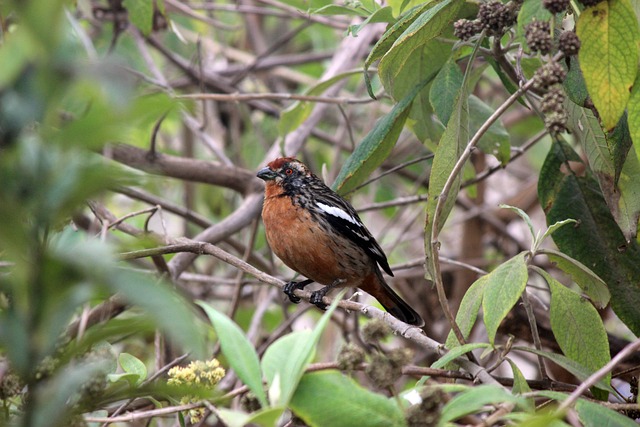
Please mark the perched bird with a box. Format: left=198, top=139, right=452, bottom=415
left=257, top=157, right=424, bottom=326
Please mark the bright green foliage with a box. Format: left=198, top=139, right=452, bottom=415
left=577, top=0, right=640, bottom=130
left=482, top=253, right=529, bottom=345
left=333, top=80, right=429, bottom=194
left=199, top=302, right=269, bottom=408
left=290, top=371, right=406, bottom=427
left=539, top=140, right=640, bottom=336
left=539, top=269, right=611, bottom=391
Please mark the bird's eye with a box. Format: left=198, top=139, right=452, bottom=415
left=285, top=168, right=293, bottom=175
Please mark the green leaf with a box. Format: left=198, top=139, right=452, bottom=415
left=310, top=4, right=369, bottom=16
left=576, top=0, right=640, bottom=130
left=536, top=390, right=638, bottom=426
left=537, top=268, right=611, bottom=390
left=514, top=347, right=614, bottom=392
left=630, top=74, right=640, bottom=160
left=278, top=71, right=361, bottom=136
left=122, top=0, right=154, bottom=35
left=540, top=248, right=610, bottom=308
left=106, top=269, right=207, bottom=359
left=118, top=352, right=147, bottom=385
left=431, top=342, right=490, bottom=369
left=333, top=79, right=428, bottom=194
left=424, top=84, right=469, bottom=279
left=429, top=60, right=464, bottom=126
left=107, top=372, right=142, bottom=387
left=507, top=359, right=532, bottom=396
left=564, top=100, right=614, bottom=177
left=364, top=1, right=437, bottom=94
left=614, top=132, right=640, bottom=242
left=440, top=385, right=526, bottom=423
left=564, top=56, right=590, bottom=107
left=378, top=0, right=462, bottom=96
left=31, top=360, right=112, bottom=427
left=538, top=139, right=640, bottom=336
left=348, top=7, right=396, bottom=37
left=261, top=331, right=312, bottom=406
left=564, top=100, right=640, bottom=241
left=470, top=96, right=511, bottom=166
left=482, top=252, right=529, bottom=345
left=541, top=219, right=578, bottom=243
left=575, top=398, right=640, bottom=427
left=261, top=293, right=343, bottom=407
left=198, top=301, right=268, bottom=408
left=244, top=407, right=287, bottom=427
left=445, top=275, right=489, bottom=349
left=290, top=371, right=406, bottom=427
left=500, top=204, right=536, bottom=240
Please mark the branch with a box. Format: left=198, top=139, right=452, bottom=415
left=107, top=144, right=261, bottom=194
left=557, top=338, right=640, bottom=411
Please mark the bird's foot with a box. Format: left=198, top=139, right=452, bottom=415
left=283, top=279, right=313, bottom=304
left=309, top=279, right=345, bottom=310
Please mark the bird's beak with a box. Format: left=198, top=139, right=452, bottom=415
left=257, top=167, right=277, bottom=181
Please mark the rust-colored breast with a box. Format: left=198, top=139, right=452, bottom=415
left=262, top=183, right=373, bottom=287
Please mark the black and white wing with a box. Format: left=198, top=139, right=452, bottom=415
left=311, top=187, right=393, bottom=276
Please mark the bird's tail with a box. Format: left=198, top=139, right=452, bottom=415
left=364, top=270, right=424, bottom=327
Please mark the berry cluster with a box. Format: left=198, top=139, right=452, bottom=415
left=540, top=85, right=568, bottom=135
left=453, top=18, right=483, bottom=41
left=477, top=1, right=519, bottom=37
left=558, top=31, right=581, bottom=56
left=543, top=0, right=570, bottom=14
left=533, top=61, right=567, bottom=90
left=525, top=20, right=552, bottom=54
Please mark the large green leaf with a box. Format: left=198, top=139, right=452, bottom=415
left=576, top=0, right=640, bottom=130
left=332, top=79, right=429, bottom=194
left=482, top=252, right=529, bottom=345
left=575, top=398, right=640, bottom=427
left=537, top=269, right=610, bottom=389
left=536, top=391, right=638, bottom=426
left=515, top=348, right=613, bottom=392
left=445, top=275, right=489, bottom=349
left=198, top=302, right=268, bottom=408
left=364, top=1, right=439, bottom=95
left=429, top=59, right=463, bottom=126
left=260, top=294, right=342, bottom=407
left=469, top=95, right=511, bottom=165
left=630, top=74, right=640, bottom=159
left=424, top=85, right=469, bottom=280
left=378, top=0, right=462, bottom=97
left=539, top=249, right=610, bottom=308
left=566, top=98, right=640, bottom=241
left=440, top=385, right=526, bottom=423
left=290, top=371, right=406, bottom=427
left=123, top=0, right=154, bottom=35
left=538, top=139, right=640, bottom=336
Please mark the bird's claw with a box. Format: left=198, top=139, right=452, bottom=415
left=284, top=281, right=302, bottom=303
left=310, top=289, right=328, bottom=310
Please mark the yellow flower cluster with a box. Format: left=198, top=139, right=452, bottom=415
left=168, top=359, right=225, bottom=423
left=168, top=359, right=225, bottom=388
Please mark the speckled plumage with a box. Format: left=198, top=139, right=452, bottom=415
left=257, top=157, right=424, bottom=326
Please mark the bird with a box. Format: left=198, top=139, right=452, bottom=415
left=257, top=157, right=424, bottom=326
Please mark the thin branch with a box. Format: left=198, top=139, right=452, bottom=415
left=178, top=92, right=377, bottom=105
left=557, top=338, right=640, bottom=411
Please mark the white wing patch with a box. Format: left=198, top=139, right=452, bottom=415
left=316, top=202, right=361, bottom=226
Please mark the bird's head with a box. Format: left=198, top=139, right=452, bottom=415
left=257, top=157, right=312, bottom=188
